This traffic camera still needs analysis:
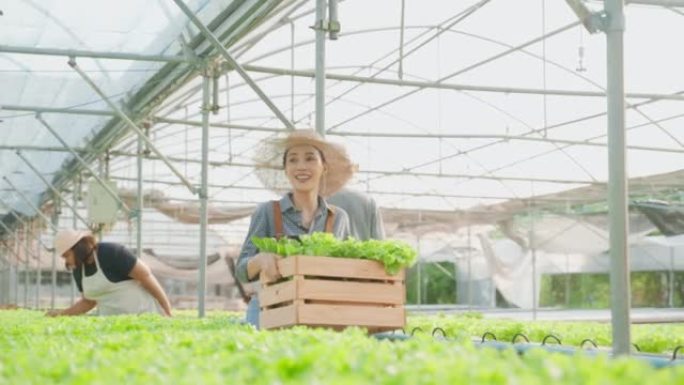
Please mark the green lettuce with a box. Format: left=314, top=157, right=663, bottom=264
left=251, top=232, right=417, bottom=275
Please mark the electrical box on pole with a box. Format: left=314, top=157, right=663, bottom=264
left=87, top=180, right=119, bottom=224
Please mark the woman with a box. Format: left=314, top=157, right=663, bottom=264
left=236, top=130, right=355, bottom=327
left=47, top=229, right=172, bottom=317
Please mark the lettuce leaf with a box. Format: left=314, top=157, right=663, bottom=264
left=251, top=232, right=417, bottom=275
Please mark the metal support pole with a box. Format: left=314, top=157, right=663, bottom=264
left=416, top=235, right=422, bottom=305
left=13, top=228, right=19, bottom=305
left=0, top=221, right=31, bottom=305
left=212, top=75, right=220, bottom=115
left=328, top=0, right=340, bottom=40
left=71, top=190, right=77, bottom=305
left=529, top=201, right=538, bottom=321
left=0, top=221, right=32, bottom=260
left=565, top=254, right=571, bottom=307
left=15, top=151, right=90, bottom=228
left=0, top=223, right=10, bottom=242
left=198, top=74, right=211, bottom=318
left=3, top=177, right=59, bottom=233
left=24, top=225, right=29, bottom=308
left=36, top=114, right=131, bottom=213
left=605, top=0, right=631, bottom=356
left=398, top=0, right=406, bottom=80
left=290, top=21, right=295, bottom=122
left=171, top=0, right=295, bottom=130
left=35, top=229, right=41, bottom=309
left=67, top=59, right=198, bottom=194
left=1, top=234, right=22, bottom=306
left=467, top=222, right=473, bottom=310
left=669, top=246, right=675, bottom=307
left=136, top=132, right=144, bottom=260
left=315, top=0, right=327, bottom=136
left=50, top=204, right=58, bottom=310
left=0, top=246, right=7, bottom=304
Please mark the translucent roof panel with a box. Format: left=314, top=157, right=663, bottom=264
left=224, top=0, right=684, bottom=211
left=0, top=0, right=281, bottom=214
left=3, top=0, right=684, bottom=231
left=2, top=0, right=235, bottom=53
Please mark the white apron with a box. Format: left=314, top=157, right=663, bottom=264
left=82, top=252, right=161, bottom=316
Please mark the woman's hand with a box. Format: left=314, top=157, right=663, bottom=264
left=44, top=298, right=97, bottom=317
left=254, top=253, right=282, bottom=283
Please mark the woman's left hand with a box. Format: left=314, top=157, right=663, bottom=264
left=254, top=253, right=281, bottom=283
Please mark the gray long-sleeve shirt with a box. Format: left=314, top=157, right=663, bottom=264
left=327, top=188, right=385, bottom=240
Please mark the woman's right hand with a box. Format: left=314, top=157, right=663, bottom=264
left=254, top=252, right=281, bottom=283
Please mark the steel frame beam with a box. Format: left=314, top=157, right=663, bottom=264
left=2, top=177, right=59, bottom=233
left=326, top=20, right=580, bottom=132
left=7, top=104, right=684, bottom=154
left=104, top=175, right=594, bottom=202
left=37, top=114, right=132, bottom=213
left=0, top=45, right=189, bottom=63
left=241, top=64, right=684, bottom=101
left=626, top=0, right=684, bottom=6
left=0, top=104, right=113, bottom=116
left=15, top=151, right=90, bottom=228
left=328, top=132, right=684, bottom=154
left=69, top=59, right=197, bottom=195
left=0, top=201, right=50, bottom=253
left=5, top=142, right=684, bottom=187
left=0, top=222, right=31, bottom=262
left=172, top=0, right=295, bottom=130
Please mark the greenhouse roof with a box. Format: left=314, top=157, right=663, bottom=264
left=1, top=0, right=684, bottom=227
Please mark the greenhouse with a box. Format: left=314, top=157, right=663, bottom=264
left=1, top=0, right=684, bottom=383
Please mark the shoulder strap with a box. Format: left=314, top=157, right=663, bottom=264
left=324, top=205, right=335, bottom=234
left=272, top=200, right=284, bottom=239
left=273, top=200, right=334, bottom=235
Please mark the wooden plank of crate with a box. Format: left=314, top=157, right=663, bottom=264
left=278, top=255, right=404, bottom=281
left=298, top=279, right=404, bottom=305
left=260, top=280, right=296, bottom=308
left=260, top=304, right=298, bottom=329
left=297, top=303, right=405, bottom=328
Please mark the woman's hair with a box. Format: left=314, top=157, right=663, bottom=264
left=282, top=146, right=326, bottom=168
left=71, top=235, right=97, bottom=266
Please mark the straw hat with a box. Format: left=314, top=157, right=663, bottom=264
left=54, top=229, right=92, bottom=257
left=254, top=130, right=356, bottom=197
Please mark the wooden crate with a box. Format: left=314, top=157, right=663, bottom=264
left=259, top=255, right=405, bottom=332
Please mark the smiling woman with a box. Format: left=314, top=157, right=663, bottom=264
left=235, top=130, right=356, bottom=328
left=284, top=144, right=327, bottom=203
